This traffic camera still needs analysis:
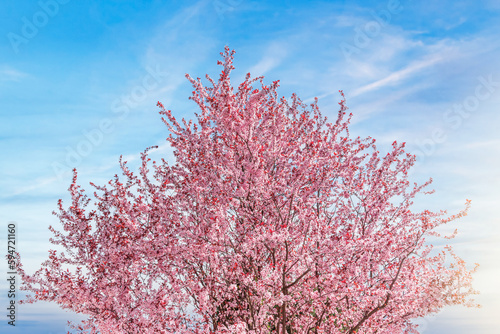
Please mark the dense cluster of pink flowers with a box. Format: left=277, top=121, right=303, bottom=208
left=17, top=47, right=478, bottom=333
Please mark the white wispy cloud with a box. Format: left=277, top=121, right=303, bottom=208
left=247, top=42, right=289, bottom=76
left=0, top=65, right=28, bottom=82
left=350, top=55, right=444, bottom=97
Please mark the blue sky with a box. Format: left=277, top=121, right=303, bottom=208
left=1, top=0, right=499, bottom=333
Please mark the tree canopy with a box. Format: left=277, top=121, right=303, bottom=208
left=18, top=47, right=478, bottom=334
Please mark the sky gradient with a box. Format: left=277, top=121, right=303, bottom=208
left=1, top=0, right=499, bottom=333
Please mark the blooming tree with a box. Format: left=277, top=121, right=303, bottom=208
left=18, top=47, right=478, bottom=334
